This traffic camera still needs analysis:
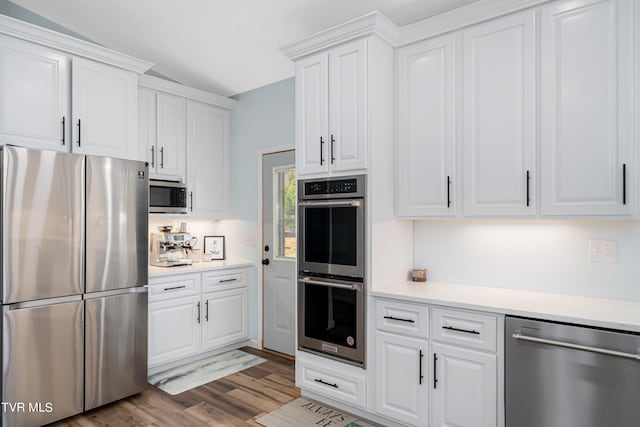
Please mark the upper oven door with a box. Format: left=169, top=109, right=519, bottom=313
left=299, top=199, right=364, bottom=278
left=149, top=181, right=187, bottom=213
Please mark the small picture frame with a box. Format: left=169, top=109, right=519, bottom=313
left=204, top=235, right=225, bottom=260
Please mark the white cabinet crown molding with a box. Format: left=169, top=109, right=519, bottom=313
left=281, top=11, right=401, bottom=60
left=0, top=14, right=153, bottom=73
left=139, top=74, right=237, bottom=110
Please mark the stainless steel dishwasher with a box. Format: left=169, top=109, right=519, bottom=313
left=506, top=316, right=640, bottom=427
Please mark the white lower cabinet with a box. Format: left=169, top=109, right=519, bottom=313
left=148, top=268, right=249, bottom=368
left=148, top=295, right=201, bottom=366
left=431, top=342, right=497, bottom=427
left=202, top=288, right=248, bottom=350
left=375, top=331, right=428, bottom=426
left=373, top=298, right=502, bottom=427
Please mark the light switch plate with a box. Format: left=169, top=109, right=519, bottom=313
left=588, top=239, right=617, bottom=263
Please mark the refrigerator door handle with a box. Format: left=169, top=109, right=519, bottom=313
left=5, top=295, right=83, bottom=311
left=83, top=287, right=148, bottom=300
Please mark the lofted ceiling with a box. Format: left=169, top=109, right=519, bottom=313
left=11, top=0, right=480, bottom=96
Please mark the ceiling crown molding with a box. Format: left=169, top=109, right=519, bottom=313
left=0, top=13, right=153, bottom=73
left=281, top=11, right=401, bottom=60
left=139, top=74, right=238, bottom=110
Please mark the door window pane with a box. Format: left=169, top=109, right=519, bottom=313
left=274, top=167, right=296, bottom=258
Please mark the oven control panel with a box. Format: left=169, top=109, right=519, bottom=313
left=301, top=175, right=365, bottom=199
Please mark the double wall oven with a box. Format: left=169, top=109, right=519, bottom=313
left=298, top=175, right=366, bottom=366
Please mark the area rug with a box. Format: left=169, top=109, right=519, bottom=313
left=148, top=349, right=266, bottom=395
left=256, top=397, right=379, bottom=427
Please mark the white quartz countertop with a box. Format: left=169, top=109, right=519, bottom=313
left=148, top=261, right=255, bottom=278
left=371, top=282, right=640, bottom=333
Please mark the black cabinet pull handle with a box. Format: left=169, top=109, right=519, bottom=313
left=330, top=134, right=335, bottom=164
left=205, top=300, right=209, bottom=322
left=61, top=116, right=66, bottom=145
left=220, top=278, right=237, bottom=283
left=433, top=353, right=438, bottom=389
left=526, top=170, right=531, bottom=207
left=189, top=191, right=193, bottom=212
left=151, top=146, right=155, bottom=168
left=314, top=378, right=338, bottom=388
left=163, top=285, right=186, bottom=291
left=622, top=163, right=627, bottom=205
left=442, top=325, right=480, bottom=335
left=196, top=301, right=201, bottom=323
left=160, top=146, right=164, bottom=169
left=320, top=136, right=324, bottom=165
left=447, top=176, right=452, bottom=208
left=76, top=119, right=81, bottom=146
left=419, top=349, right=424, bottom=385
left=383, top=315, right=415, bottom=324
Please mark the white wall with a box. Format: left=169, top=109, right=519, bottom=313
left=413, top=220, right=640, bottom=301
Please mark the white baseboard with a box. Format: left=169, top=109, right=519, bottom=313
left=246, top=339, right=262, bottom=350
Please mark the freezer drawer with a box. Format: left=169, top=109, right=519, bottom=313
left=506, top=316, right=640, bottom=427
left=85, top=289, right=148, bottom=410
left=2, top=299, right=83, bottom=427
left=85, top=156, right=148, bottom=293
left=2, top=146, right=84, bottom=303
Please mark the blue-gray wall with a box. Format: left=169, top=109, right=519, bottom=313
left=229, top=77, right=295, bottom=221
left=0, top=0, right=94, bottom=42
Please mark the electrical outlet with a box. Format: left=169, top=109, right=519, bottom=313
left=588, top=240, right=617, bottom=263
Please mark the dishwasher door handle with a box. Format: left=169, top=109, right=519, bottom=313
left=512, top=332, right=640, bottom=361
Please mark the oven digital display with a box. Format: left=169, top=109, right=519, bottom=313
left=305, top=179, right=358, bottom=195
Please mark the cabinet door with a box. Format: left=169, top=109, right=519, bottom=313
left=156, top=93, right=186, bottom=180
left=0, top=35, right=70, bottom=151
left=397, top=34, right=456, bottom=216
left=295, top=52, right=329, bottom=176
left=329, top=39, right=367, bottom=173
left=186, top=100, right=230, bottom=217
left=72, top=57, right=138, bottom=160
left=138, top=88, right=156, bottom=170
left=148, top=295, right=201, bottom=366
left=375, top=331, right=427, bottom=426
left=202, top=288, right=248, bottom=350
left=540, top=0, right=633, bottom=215
left=463, top=12, right=536, bottom=216
left=431, top=342, right=497, bottom=427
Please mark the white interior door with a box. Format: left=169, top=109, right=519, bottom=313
left=262, top=150, right=296, bottom=356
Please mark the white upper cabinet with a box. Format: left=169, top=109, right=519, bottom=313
left=186, top=100, right=230, bottom=217
left=328, top=40, right=367, bottom=173
left=296, top=52, right=329, bottom=175
left=0, top=36, right=70, bottom=152
left=156, top=93, right=186, bottom=180
left=72, top=57, right=138, bottom=160
left=295, top=39, right=367, bottom=177
left=397, top=34, right=456, bottom=217
left=462, top=12, right=536, bottom=216
left=137, top=88, right=156, bottom=167
left=540, top=0, right=633, bottom=216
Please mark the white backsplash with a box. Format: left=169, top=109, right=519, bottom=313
left=148, top=216, right=219, bottom=253
left=413, top=220, right=640, bottom=302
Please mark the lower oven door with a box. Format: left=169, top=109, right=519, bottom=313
left=298, top=276, right=365, bottom=365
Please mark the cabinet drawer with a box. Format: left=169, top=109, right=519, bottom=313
left=376, top=298, right=429, bottom=339
left=149, top=273, right=201, bottom=302
left=202, top=269, right=246, bottom=292
left=431, top=307, right=497, bottom=352
left=296, top=353, right=366, bottom=409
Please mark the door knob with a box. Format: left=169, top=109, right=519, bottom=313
left=262, top=258, right=270, bottom=266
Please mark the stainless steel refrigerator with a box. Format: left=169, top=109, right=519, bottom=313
left=1, top=146, right=148, bottom=427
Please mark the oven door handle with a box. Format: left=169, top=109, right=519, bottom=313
left=299, top=200, right=362, bottom=207
left=299, top=277, right=362, bottom=291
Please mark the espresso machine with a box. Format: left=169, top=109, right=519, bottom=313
left=150, top=232, right=195, bottom=267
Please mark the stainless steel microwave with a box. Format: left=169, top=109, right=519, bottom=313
left=149, top=180, right=188, bottom=214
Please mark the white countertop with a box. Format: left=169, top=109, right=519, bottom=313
left=371, top=282, right=640, bottom=333
left=148, top=261, right=255, bottom=278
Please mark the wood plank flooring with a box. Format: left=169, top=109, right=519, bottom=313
left=51, top=348, right=299, bottom=427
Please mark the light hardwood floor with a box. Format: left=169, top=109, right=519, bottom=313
left=51, top=348, right=299, bottom=426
